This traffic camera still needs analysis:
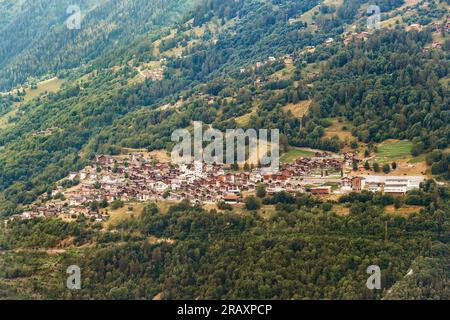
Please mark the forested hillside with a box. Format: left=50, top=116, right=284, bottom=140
left=0, top=0, right=197, bottom=90
left=309, top=30, right=449, bottom=153
left=1, top=0, right=448, bottom=216
left=1, top=181, right=449, bottom=299
left=0, top=0, right=449, bottom=300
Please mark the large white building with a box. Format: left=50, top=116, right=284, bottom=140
left=360, top=175, right=425, bottom=195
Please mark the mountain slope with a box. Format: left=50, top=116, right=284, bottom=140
left=0, top=1, right=448, bottom=215
left=0, top=0, right=449, bottom=301
left=0, top=0, right=198, bottom=91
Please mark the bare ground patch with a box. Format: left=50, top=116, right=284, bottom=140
left=283, top=100, right=311, bottom=118
left=385, top=205, right=423, bottom=216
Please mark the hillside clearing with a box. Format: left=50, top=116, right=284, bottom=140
left=375, top=140, right=413, bottom=163
left=23, top=77, right=65, bottom=102
left=283, top=100, right=311, bottom=118
left=104, top=203, right=145, bottom=227
left=280, top=148, right=316, bottom=163
left=323, top=118, right=354, bottom=141
left=385, top=205, right=423, bottom=216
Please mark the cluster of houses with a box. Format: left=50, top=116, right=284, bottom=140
left=33, top=127, right=58, bottom=136
left=12, top=153, right=339, bottom=220
left=343, top=31, right=369, bottom=45
left=406, top=21, right=450, bottom=33
left=241, top=54, right=295, bottom=75
left=138, top=66, right=166, bottom=81
left=288, top=17, right=302, bottom=25
left=11, top=151, right=426, bottom=221
left=428, top=21, right=450, bottom=34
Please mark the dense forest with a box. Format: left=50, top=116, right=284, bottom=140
left=0, top=0, right=197, bottom=91
left=308, top=29, right=449, bottom=153
left=0, top=95, right=19, bottom=117
left=1, top=181, right=449, bottom=299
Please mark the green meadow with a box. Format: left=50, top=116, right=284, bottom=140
left=280, top=148, right=315, bottom=163
left=376, top=140, right=413, bottom=162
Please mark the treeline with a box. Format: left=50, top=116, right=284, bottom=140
left=308, top=29, right=449, bottom=154
left=0, top=217, right=95, bottom=249
left=1, top=181, right=449, bottom=299
left=0, top=95, right=19, bottom=117
left=426, top=150, right=450, bottom=180
left=384, top=254, right=450, bottom=300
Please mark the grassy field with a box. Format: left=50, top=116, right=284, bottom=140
left=323, top=118, right=354, bottom=142
left=282, top=100, right=311, bottom=118
left=300, top=0, right=343, bottom=25
left=235, top=104, right=258, bottom=126
left=270, top=64, right=295, bottom=81
left=385, top=204, right=423, bottom=216
left=375, top=140, right=413, bottom=163
left=0, top=77, right=64, bottom=128
left=280, top=148, right=315, bottom=163
left=23, top=77, right=65, bottom=102
left=104, top=203, right=145, bottom=227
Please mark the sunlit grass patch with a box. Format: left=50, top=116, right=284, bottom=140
left=280, top=148, right=315, bottom=163
left=375, top=140, right=413, bottom=162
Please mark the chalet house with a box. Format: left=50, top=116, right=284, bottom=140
left=283, top=55, right=294, bottom=65
left=311, top=186, right=332, bottom=195
left=70, top=196, right=88, bottom=206
left=262, top=173, right=274, bottom=182
left=223, top=194, right=241, bottom=204
left=95, top=155, right=114, bottom=166
left=226, top=185, right=241, bottom=194
left=255, top=76, right=264, bottom=88
left=21, top=211, right=36, bottom=220
left=250, top=172, right=262, bottom=183
left=138, top=191, right=154, bottom=202
left=351, top=176, right=365, bottom=192
left=407, top=23, right=423, bottom=31
left=324, top=38, right=334, bottom=45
